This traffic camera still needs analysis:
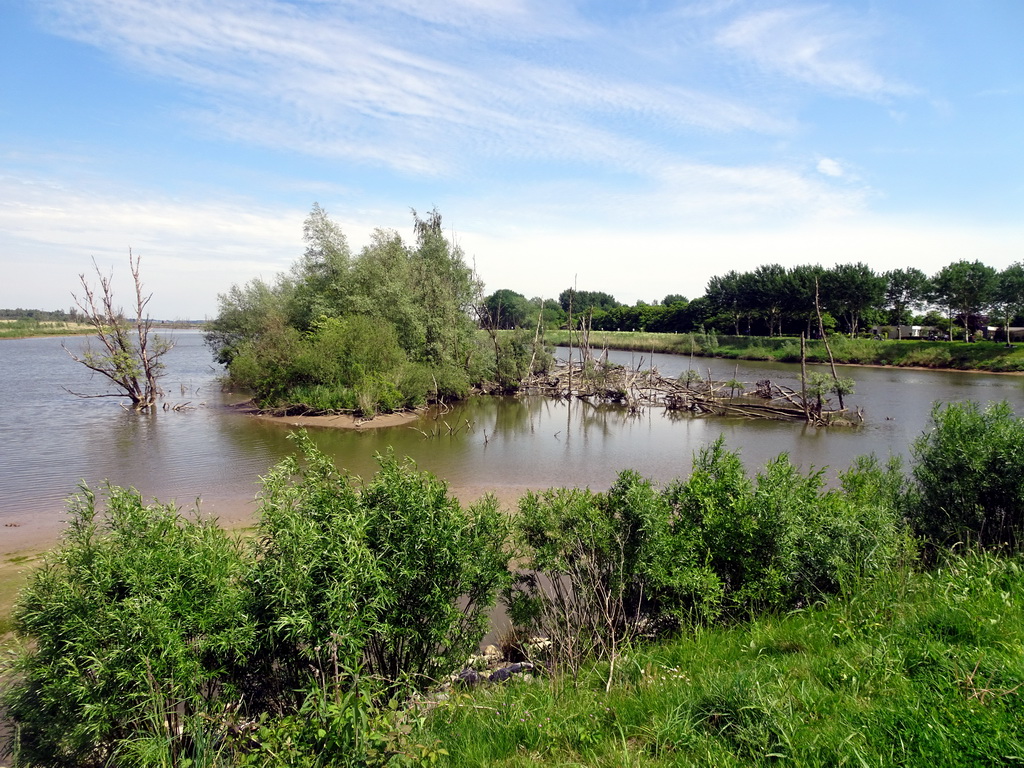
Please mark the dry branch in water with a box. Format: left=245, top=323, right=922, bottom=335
left=62, top=251, right=174, bottom=410
left=518, top=354, right=860, bottom=427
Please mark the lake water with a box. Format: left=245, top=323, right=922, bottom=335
left=3, top=330, right=1024, bottom=549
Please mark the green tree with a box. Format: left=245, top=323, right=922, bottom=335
left=409, top=208, right=478, bottom=368
left=63, top=252, right=174, bottom=410
left=348, top=227, right=426, bottom=355
left=750, top=264, right=788, bottom=336
left=705, top=270, right=747, bottom=335
left=785, top=264, right=825, bottom=337
left=528, top=296, right=565, bottom=329
left=821, top=262, right=886, bottom=337
left=991, top=262, right=1024, bottom=345
left=558, top=288, right=619, bottom=317
left=288, top=202, right=353, bottom=330
left=931, top=260, right=998, bottom=340
left=481, top=289, right=530, bottom=329
left=884, top=267, right=931, bottom=329
left=205, top=276, right=287, bottom=365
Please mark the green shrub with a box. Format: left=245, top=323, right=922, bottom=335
left=395, top=362, right=434, bottom=408
left=910, top=401, right=1024, bottom=551
left=4, top=485, right=256, bottom=767
left=507, top=441, right=909, bottom=674
left=251, top=432, right=511, bottom=700
left=3, top=436, right=510, bottom=766
left=307, top=315, right=406, bottom=385
left=505, top=486, right=625, bottom=675
left=228, top=321, right=306, bottom=405
left=665, top=443, right=907, bottom=617
left=429, top=363, right=471, bottom=401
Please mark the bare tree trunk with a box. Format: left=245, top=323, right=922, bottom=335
left=814, top=278, right=845, bottom=410
left=63, top=251, right=174, bottom=410
left=800, top=332, right=810, bottom=422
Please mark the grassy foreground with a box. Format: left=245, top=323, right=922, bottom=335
left=546, top=330, right=1024, bottom=373
left=425, top=551, right=1024, bottom=767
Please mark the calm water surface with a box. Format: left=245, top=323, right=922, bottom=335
left=3, top=332, right=1024, bottom=531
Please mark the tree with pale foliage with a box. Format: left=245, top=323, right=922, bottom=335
left=63, top=252, right=173, bottom=410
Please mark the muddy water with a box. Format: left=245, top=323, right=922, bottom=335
left=3, top=332, right=1024, bottom=551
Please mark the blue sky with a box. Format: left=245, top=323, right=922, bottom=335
left=1, top=0, right=1021, bottom=319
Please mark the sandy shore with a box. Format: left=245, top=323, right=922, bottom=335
left=237, top=403, right=423, bottom=430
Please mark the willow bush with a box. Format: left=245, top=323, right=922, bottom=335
left=507, top=438, right=911, bottom=676
left=3, top=434, right=511, bottom=767
left=910, top=401, right=1024, bottom=551
left=250, top=432, right=511, bottom=702
left=4, top=485, right=256, bottom=768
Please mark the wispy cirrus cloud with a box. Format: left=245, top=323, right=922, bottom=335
left=37, top=0, right=802, bottom=179
left=715, top=5, right=913, bottom=98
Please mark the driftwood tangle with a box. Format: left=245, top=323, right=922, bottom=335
left=519, top=352, right=861, bottom=427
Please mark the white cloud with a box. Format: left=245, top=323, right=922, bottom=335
left=3, top=170, right=1022, bottom=320
left=38, top=0, right=796, bottom=180
left=816, top=157, right=843, bottom=177
left=0, top=174, right=307, bottom=317
left=716, top=5, right=912, bottom=98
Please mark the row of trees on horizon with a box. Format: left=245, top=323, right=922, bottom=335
left=483, top=260, right=1024, bottom=340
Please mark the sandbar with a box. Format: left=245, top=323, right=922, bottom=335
left=235, top=402, right=423, bottom=430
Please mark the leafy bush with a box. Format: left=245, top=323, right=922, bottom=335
left=303, top=315, right=406, bottom=388
left=228, top=319, right=306, bottom=405
left=4, top=485, right=256, bottom=767
left=251, top=432, right=511, bottom=700
left=495, top=330, right=550, bottom=389
left=428, top=363, right=471, bottom=402
left=910, top=401, right=1024, bottom=550
left=505, top=481, right=650, bottom=676
left=663, top=442, right=907, bottom=617
left=507, top=440, right=909, bottom=675
left=395, top=362, right=435, bottom=408
left=3, top=435, right=511, bottom=766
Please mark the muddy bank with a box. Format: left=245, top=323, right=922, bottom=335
left=233, top=402, right=424, bottom=430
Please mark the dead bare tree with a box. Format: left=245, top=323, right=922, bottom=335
left=63, top=251, right=174, bottom=410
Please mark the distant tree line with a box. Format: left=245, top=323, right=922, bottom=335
left=482, top=260, right=1024, bottom=341
left=0, top=307, right=81, bottom=322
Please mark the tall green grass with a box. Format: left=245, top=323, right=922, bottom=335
left=0, top=320, right=93, bottom=339
left=425, top=551, right=1024, bottom=767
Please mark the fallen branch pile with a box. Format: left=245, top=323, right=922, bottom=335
left=519, top=359, right=861, bottom=427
